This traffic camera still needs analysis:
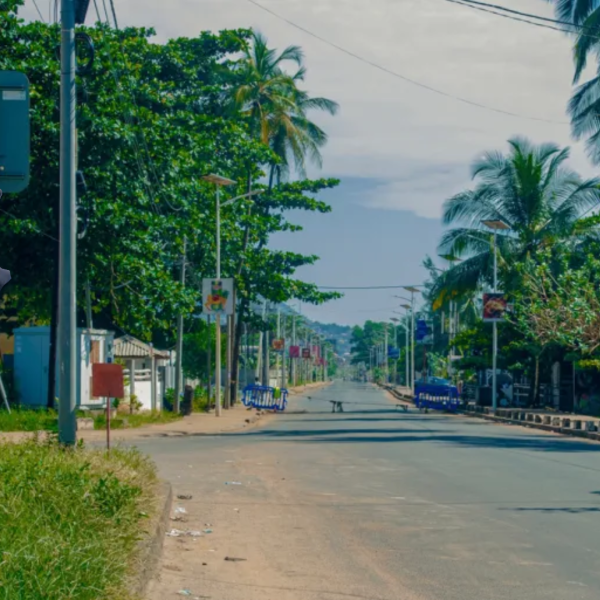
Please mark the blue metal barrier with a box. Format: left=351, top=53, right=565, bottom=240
left=241, top=385, right=289, bottom=412
left=414, top=383, right=460, bottom=413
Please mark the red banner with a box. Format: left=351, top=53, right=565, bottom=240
left=311, top=345, right=321, bottom=358
left=289, top=345, right=300, bottom=358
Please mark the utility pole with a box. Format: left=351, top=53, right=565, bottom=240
left=224, top=313, right=232, bottom=409
left=281, top=313, right=286, bottom=388
left=262, top=302, right=270, bottom=386
left=58, top=0, right=77, bottom=445
left=206, top=315, right=212, bottom=407
left=291, top=314, right=297, bottom=386
left=384, top=324, right=389, bottom=384
left=276, top=307, right=281, bottom=387
left=174, top=236, right=186, bottom=414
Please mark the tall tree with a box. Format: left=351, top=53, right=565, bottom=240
left=546, top=1, right=600, bottom=163
left=433, top=137, right=600, bottom=304
left=231, top=31, right=339, bottom=182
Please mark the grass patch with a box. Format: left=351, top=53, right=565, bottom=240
left=0, top=439, right=158, bottom=600
left=93, top=410, right=182, bottom=430
left=0, top=408, right=58, bottom=432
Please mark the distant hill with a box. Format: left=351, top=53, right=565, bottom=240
left=307, top=321, right=352, bottom=356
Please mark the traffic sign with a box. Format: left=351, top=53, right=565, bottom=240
left=0, top=71, right=30, bottom=193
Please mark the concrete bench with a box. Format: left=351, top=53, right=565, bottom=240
left=330, top=401, right=344, bottom=413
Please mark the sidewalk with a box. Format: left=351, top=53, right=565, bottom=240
left=0, top=381, right=332, bottom=445
left=384, top=383, right=600, bottom=442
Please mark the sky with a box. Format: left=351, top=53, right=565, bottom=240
left=20, top=0, right=596, bottom=325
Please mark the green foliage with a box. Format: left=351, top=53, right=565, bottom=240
left=512, top=248, right=600, bottom=356
left=350, top=321, right=386, bottom=365
left=0, top=440, right=157, bottom=600
left=433, top=137, right=600, bottom=304
left=0, top=4, right=341, bottom=345
left=0, top=408, right=58, bottom=432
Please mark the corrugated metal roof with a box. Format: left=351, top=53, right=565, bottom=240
left=113, top=335, right=170, bottom=359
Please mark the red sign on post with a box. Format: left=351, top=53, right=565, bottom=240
left=92, top=363, right=125, bottom=399
left=289, top=345, right=300, bottom=358
left=302, top=348, right=311, bottom=359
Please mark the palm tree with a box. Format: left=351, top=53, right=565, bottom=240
left=232, top=31, right=339, bottom=182
left=433, top=137, right=600, bottom=305
left=228, top=32, right=338, bottom=404
left=546, top=1, right=600, bottom=163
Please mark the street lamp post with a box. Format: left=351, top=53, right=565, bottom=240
left=404, top=287, right=421, bottom=394
left=202, top=174, right=261, bottom=416
left=482, top=220, right=510, bottom=412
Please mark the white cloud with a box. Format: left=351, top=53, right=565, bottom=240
left=21, top=0, right=594, bottom=219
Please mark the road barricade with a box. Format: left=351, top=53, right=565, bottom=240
left=415, top=383, right=460, bottom=413
left=241, top=385, right=288, bottom=411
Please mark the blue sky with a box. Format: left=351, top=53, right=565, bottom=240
left=21, top=0, right=596, bottom=324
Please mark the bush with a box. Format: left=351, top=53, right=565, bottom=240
left=0, top=440, right=157, bottom=600
left=0, top=408, right=58, bottom=432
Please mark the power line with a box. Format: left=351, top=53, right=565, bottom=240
left=31, top=0, right=46, bottom=22
left=317, top=285, right=424, bottom=290
left=446, top=0, right=600, bottom=41
left=448, top=0, right=600, bottom=33
left=245, top=0, right=569, bottom=125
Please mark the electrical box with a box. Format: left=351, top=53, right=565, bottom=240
left=0, top=71, right=30, bottom=193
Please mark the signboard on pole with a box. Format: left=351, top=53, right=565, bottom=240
left=272, top=338, right=285, bottom=353
left=202, top=278, right=234, bottom=315
left=289, top=345, right=300, bottom=358
left=0, top=71, right=30, bottom=193
left=388, top=346, right=400, bottom=359
left=416, top=319, right=429, bottom=342
left=482, top=293, right=508, bottom=322
left=302, top=347, right=311, bottom=359
left=92, top=363, right=125, bottom=398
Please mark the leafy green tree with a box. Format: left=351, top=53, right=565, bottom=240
left=434, top=137, right=600, bottom=303
left=1, top=4, right=342, bottom=411
left=350, top=321, right=386, bottom=365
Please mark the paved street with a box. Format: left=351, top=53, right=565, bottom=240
left=143, top=382, right=600, bottom=600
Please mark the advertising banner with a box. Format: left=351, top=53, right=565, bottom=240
left=289, top=345, right=300, bottom=358
left=272, top=338, right=285, bottom=352
left=483, top=293, right=508, bottom=322
left=202, top=278, right=234, bottom=315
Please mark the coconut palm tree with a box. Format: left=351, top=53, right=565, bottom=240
left=546, top=1, right=600, bottom=163
left=433, top=137, right=600, bottom=305
left=232, top=31, right=339, bottom=182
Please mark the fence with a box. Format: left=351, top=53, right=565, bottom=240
left=241, top=385, right=288, bottom=411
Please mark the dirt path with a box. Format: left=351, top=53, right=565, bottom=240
left=146, top=444, right=407, bottom=600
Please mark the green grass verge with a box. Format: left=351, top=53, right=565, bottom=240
left=0, top=408, right=58, bottom=432
left=0, top=439, right=158, bottom=600
left=93, top=410, right=182, bottom=430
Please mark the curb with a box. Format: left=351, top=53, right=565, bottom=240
left=382, top=384, right=600, bottom=443
left=129, top=480, right=172, bottom=598
left=460, top=409, right=600, bottom=442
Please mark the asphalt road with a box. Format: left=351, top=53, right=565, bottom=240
left=141, top=381, right=600, bottom=600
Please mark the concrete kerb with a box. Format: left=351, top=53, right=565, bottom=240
left=128, top=480, right=172, bottom=598
left=382, top=384, right=600, bottom=443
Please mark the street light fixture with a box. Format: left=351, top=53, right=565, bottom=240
left=402, top=287, right=421, bottom=395
left=201, top=174, right=236, bottom=417
left=482, top=219, right=510, bottom=412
